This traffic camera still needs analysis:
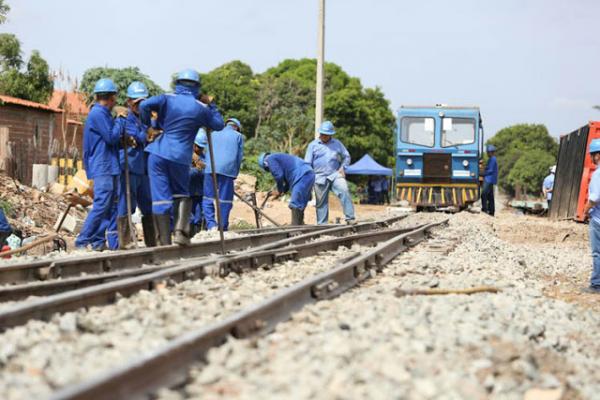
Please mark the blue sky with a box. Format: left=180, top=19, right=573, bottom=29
left=2, top=0, right=599, bottom=138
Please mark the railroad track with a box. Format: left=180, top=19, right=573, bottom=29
left=36, top=218, right=446, bottom=400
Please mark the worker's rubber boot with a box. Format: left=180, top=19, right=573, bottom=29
left=141, top=215, right=157, bottom=248
left=153, top=214, right=172, bottom=246
left=117, top=216, right=135, bottom=250
left=291, top=208, right=305, bottom=225
left=174, top=198, right=193, bottom=246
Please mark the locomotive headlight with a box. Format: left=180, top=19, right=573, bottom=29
left=462, top=160, right=469, bottom=167
left=406, top=158, right=413, bottom=166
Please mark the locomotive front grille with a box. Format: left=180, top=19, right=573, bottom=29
left=423, top=153, right=452, bottom=182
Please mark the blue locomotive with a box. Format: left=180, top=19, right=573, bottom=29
left=395, top=105, right=483, bottom=208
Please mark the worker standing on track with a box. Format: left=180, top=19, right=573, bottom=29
left=110, top=81, right=156, bottom=249
left=202, top=118, right=244, bottom=231
left=189, top=129, right=208, bottom=235
left=140, top=69, right=224, bottom=246
left=305, top=121, right=355, bottom=225
left=257, top=152, right=316, bottom=225
left=583, top=139, right=600, bottom=294
left=76, top=78, right=126, bottom=251
left=480, top=144, right=498, bottom=217
left=543, top=165, right=556, bottom=212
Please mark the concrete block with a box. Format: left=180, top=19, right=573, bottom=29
left=32, top=164, right=49, bottom=189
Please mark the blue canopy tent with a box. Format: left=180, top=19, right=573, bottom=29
left=345, top=154, right=392, bottom=176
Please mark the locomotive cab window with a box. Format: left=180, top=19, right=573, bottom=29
left=441, top=118, right=475, bottom=147
left=401, top=117, right=435, bottom=147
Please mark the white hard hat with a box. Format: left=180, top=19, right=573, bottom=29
left=550, top=165, right=556, bottom=173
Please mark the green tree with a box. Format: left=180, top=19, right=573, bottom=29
left=507, top=149, right=555, bottom=195
left=79, top=67, right=164, bottom=105
left=487, top=124, right=558, bottom=195
left=0, top=0, right=9, bottom=24
left=0, top=34, right=53, bottom=103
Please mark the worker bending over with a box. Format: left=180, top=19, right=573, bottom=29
left=584, top=139, right=600, bottom=294
left=203, top=118, right=244, bottom=231
left=0, top=208, right=12, bottom=246
left=543, top=165, right=556, bottom=212
left=190, top=129, right=208, bottom=235
left=140, top=69, right=224, bottom=246
left=110, top=81, right=156, bottom=249
left=305, top=121, right=355, bottom=224
left=481, top=144, right=498, bottom=217
left=258, top=152, right=316, bottom=225
left=76, top=78, right=127, bottom=251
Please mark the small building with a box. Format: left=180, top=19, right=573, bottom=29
left=49, top=90, right=89, bottom=155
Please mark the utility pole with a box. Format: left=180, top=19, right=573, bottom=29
left=314, top=0, right=325, bottom=139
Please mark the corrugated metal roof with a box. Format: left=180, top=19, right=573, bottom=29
left=0, top=94, right=62, bottom=113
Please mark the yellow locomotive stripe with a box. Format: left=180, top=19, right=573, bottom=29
left=452, top=188, right=457, bottom=205
left=417, top=187, right=422, bottom=203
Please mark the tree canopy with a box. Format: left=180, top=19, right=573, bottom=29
left=0, top=0, right=9, bottom=24
left=0, top=33, right=53, bottom=103
left=79, top=67, right=164, bottom=105
left=486, top=124, right=558, bottom=195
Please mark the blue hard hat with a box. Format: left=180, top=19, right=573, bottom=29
left=195, top=128, right=208, bottom=148
left=176, top=69, right=200, bottom=84
left=126, top=81, right=149, bottom=99
left=93, top=78, right=118, bottom=94
left=319, top=120, right=336, bottom=135
left=589, top=139, right=600, bottom=154
left=258, top=152, right=269, bottom=170
left=226, top=117, right=242, bottom=129
left=486, top=144, right=497, bottom=153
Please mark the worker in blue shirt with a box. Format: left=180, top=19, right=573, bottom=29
left=480, top=144, right=498, bottom=216
left=258, top=152, right=316, bottom=225
left=140, top=69, right=224, bottom=246
left=584, top=139, right=600, bottom=293
left=76, top=78, right=127, bottom=251
left=109, top=81, right=156, bottom=250
left=0, top=208, right=12, bottom=246
left=305, top=121, right=355, bottom=224
left=203, top=118, right=244, bottom=231
left=190, top=129, right=208, bottom=235
left=542, top=165, right=556, bottom=212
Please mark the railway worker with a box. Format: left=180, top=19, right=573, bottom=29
left=139, top=69, right=224, bottom=246
left=257, top=152, right=316, bottom=225
left=110, top=81, right=156, bottom=250
left=0, top=208, right=12, bottom=246
left=76, top=78, right=127, bottom=251
left=305, top=121, right=355, bottom=224
left=543, top=165, right=556, bottom=212
left=202, top=118, right=244, bottom=231
left=583, top=139, right=600, bottom=294
left=189, top=129, right=208, bottom=235
left=480, top=144, right=498, bottom=217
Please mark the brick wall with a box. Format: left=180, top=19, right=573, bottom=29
left=0, top=104, right=55, bottom=185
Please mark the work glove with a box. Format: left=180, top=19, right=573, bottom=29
left=199, top=94, right=214, bottom=105
left=126, top=136, right=137, bottom=148
left=192, top=153, right=206, bottom=170
left=146, top=127, right=163, bottom=143
left=114, top=106, right=129, bottom=119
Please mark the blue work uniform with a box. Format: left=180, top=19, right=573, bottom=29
left=140, top=84, right=224, bottom=216
left=588, top=168, right=600, bottom=288
left=305, top=137, right=355, bottom=224
left=189, top=155, right=205, bottom=229
left=76, top=104, right=124, bottom=250
left=265, top=153, right=315, bottom=210
left=481, top=155, right=498, bottom=216
left=106, top=111, right=153, bottom=250
left=202, top=125, right=244, bottom=230
left=0, top=208, right=10, bottom=233
left=543, top=174, right=554, bottom=200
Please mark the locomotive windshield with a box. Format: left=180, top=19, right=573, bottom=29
left=441, top=118, right=476, bottom=147
left=401, top=117, right=435, bottom=147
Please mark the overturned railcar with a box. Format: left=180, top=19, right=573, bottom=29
left=395, top=105, right=483, bottom=208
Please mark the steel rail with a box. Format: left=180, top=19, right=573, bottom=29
left=0, top=220, right=411, bottom=331
left=50, top=220, right=447, bottom=400
left=0, top=225, right=333, bottom=285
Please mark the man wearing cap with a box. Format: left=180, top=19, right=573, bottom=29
left=258, top=152, right=316, bottom=225
left=305, top=121, right=355, bottom=224
left=190, top=128, right=208, bottom=235
left=202, top=118, right=244, bottom=231
left=583, top=139, right=600, bottom=293
left=543, top=165, right=556, bottom=213
left=76, top=78, right=127, bottom=251
left=109, top=81, right=156, bottom=249
left=140, top=69, right=224, bottom=246
left=480, top=144, right=498, bottom=217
